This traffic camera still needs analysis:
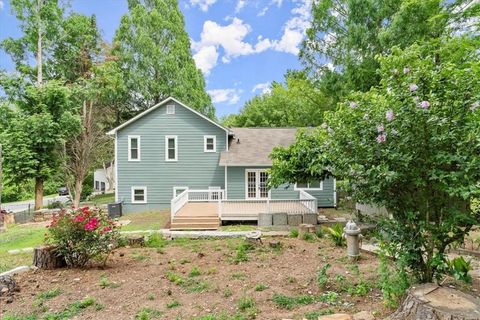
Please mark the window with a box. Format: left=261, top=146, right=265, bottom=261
left=131, top=187, right=147, bottom=203
left=95, top=181, right=99, bottom=190
left=128, top=136, right=141, bottom=161
left=165, top=135, right=178, bottom=161
left=204, top=135, right=216, bottom=152
left=166, top=104, right=175, bottom=114
left=101, top=182, right=106, bottom=191
left=294, top=180, right=323, bottom=190
left=245, top=169, right=269, bottom=199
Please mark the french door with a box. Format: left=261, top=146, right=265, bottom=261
left=246, top=169, right=269, bottom=199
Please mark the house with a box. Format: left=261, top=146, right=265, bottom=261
left=93, top=162, right=115, bottom=193
left=107, top=97, right=336, bottom=229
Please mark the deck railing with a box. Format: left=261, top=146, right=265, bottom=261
left=171, top=188, right=317, bottom=220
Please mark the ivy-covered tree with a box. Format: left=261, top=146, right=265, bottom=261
left=113, top=0, right=214, bottom=118
left=223, top=71, right=333, bottom=127
left=270, top=36, right=480, bottom=283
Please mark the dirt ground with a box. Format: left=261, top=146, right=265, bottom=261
left=1, top=237, right=393, bottom=319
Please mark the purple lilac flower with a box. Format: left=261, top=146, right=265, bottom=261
left=471, top=102, right=479, bottom=111
left=409, top=84, right=418, bottom=92
left=350, top=101, right=358, bottom=108
left=377, top=124, right=385, bottom=133
left=419, top=101, right=430, bottom=109
left=386, top=110, right=395, bottom=121
left=376, top=133, right=387, bottom=143
left=403, top=67, right=410, bottom=74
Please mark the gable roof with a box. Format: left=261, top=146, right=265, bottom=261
left=106, top=97, right=230, bottom=135
left=219, top=127, right=298, bottom=166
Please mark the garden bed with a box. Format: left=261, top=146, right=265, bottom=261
left=3, top=237, right=391, bottom=319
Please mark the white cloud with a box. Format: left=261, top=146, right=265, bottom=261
left=192, top=45, right=218, bottom=75
left=272, top=0, right=283, bottom=7
left=189, top=0, right=217, bottom=12
left=252, top=82, right=271, bottom=95
left=192, top=18, right=271, bottom=74
left=235, top=0, right=246, bottom=13
left=257, top=6, right=268, bottom=16
left=208, top=89, right=242, bottom=105
left=0, top=0, right=4, bottom=10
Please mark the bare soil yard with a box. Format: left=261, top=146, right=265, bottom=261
left=2, top=237, right=392, bottom=320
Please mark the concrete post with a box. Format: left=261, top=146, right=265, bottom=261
left=343, top=220, right=363, bottom=259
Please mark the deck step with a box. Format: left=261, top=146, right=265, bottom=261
left=170, top=221, right=220, bottom=230
left=172, top=218, right=219, bottom=224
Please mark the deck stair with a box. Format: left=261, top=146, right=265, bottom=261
left=170, top=203, right=220, bottom=230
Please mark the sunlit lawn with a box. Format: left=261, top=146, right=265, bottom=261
left=120, top=210, right=170, bottom=231
left=81, top=192, right=116, bottom=206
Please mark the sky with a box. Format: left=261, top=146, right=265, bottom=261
left=0, top=0, right=312, bottom=117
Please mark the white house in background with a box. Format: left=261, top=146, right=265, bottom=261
left=93, top=162, right=115, bottom=193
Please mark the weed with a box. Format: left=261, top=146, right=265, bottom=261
left=223, top=287, right=233, bottom=297
left=304, top=309, right=334, bottom=320
left=206, top=267, right=217, bottom=275
left=166, top=300, right=181, bottom=308
left=135, top=307, right=162, bottom=320
left=317, top=263, right=331, bottom=288
left=319, top=291, right=339, bottom=304
left=347, top=264, right=360, bottom=276
left=302, top=232, right=315, bottom=242
left=132, top=252, right=149, bottom=261
left=233, top=241, right=254, bottom=264
left=347, top=280, right=372, bottom=296
left=315, top=227, right=325, bottom=238
left=99, top=276, right=110, bottom=289
left=290, top=228, right=299, bottom=238
left=237, top=297, right=255, bottom=311
left=36, top=288, right=61, bottom=301
left=231, top=272, right=246, bottom=280
left=272, top=294, right=316, bottom=310
left=254, top=284, right=268, bottom=291
left=334, top=274, right=346, bottom=283
left=166, top=271, right=185, bottom=285
left=326, top=223, right=346, bottom=246
left=42, top=297, right=97, bottom=319
left=378, top=255, right=410, bottom=308
left=180, top=257, right=191, bottom=265
left=286, top=276, right=296, bottom=284
left=188, top=280, right=209, bottom=293
left=189, top=266, right=202, bottom=277
left=147, top=293, right=156, bottom=301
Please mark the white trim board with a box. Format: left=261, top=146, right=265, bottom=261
left=107, top=97, right=230, bottom=135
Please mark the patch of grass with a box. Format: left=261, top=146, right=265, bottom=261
left=254, top=283, right=268, bottom=292
left=36, top=288, right=61, bottom=301
left=315, top=227, right=325, bottom=238
left=206, top=267, right=217, bottom=275
left=272, top=294, right=317, bottom=310
left=147, top=293, right=156, bottom=301
left=220, top=225, right=257, bottom=232
left=319, top=291, right=339, bottom=304
left=289, top=228, right=299, bottom=238
left=166, top=300, right=181, bottom=308
left=237, top=296, right=255, bottom=311
left=99, top=275, right=110, bottom=288
left=135, top=307, right=163, bottom=320
left=189, top=266, right=202, bottom=277
left=3, top=315, right=39, bottom=320
left=179, top=257, right=191, bottom=264
left=232, top=241, right=254, bottom=264
left=145, top=233, right=167, bottom=248
left=317, top=263, right=331, bottom=288
left=42, top=296, right=98, bottom=319
left=166, top=271, right=209, bottom=293
left=121, top=210, right=169, bottom=231
left=85, top=193, right=115, bottom=206
left=302, top=232, right=316, bottom=242
left=231, top=272, right=246, bottom=280
left=346, top=279, right=372, bottom=296
left=304, top=309, right=334, bottom=320
left=131, top=252, right=149, bottom=261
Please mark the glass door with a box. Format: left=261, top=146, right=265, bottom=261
left=246, top=170, right=269, bottom=199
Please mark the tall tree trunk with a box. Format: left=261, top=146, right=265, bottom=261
left=73, top=179, right=82, bottom=208
left=34, top=177, right=43, bottom=210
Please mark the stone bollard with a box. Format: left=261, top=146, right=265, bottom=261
left=343, top=220, right=363, bottom=259
left=272, top=212, right=288, bottom=225
left=287, top=213, right=302, bottom=226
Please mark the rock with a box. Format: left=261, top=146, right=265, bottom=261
left=6, top=296, right=14, bottom=303
left=318, top=314, right=353, bottom=320
left=353, top=311, right=374, bottom=320
left=0, top=275, right=17, bottom=296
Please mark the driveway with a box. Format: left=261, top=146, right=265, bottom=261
left=1, top=195, right=70, bottom=213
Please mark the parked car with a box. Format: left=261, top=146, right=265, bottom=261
left=58, top=186, right=69, bottom=196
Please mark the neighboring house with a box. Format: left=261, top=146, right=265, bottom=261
left=93, top=162, right=115, bottom=193
left=107, top=97, right=336, bottom=229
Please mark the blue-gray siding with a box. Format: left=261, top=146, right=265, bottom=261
left=116, top=101, right=227, bottom=213
left=226, top=166, right=335, bottom=207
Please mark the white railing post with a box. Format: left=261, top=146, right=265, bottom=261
left=267, top=198, right=270, bottom=213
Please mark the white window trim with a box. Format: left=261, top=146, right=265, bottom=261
left=128, top=135, right=141, bottom=161
left=173, top=186, right=189, bottom=198
left=204, top=135, right=216, bottom=152
left=166, top=104, right=175, bottom=114
left=245, top=169, right=271, bottom=200
left=165, top=135, right=178, bottom=161
left=131, top=186, right=147, bottom=204
left=294, top=180, right=324, bottom=191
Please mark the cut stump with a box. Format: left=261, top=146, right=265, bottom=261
left=33, top=246, right=66, bottom=269
left=127, top=235, right=145, bottom=247
left=390, top=283, right=480, bottom=320
left=245, top=230, right=262, bottom=245
left=298, top=223, right=315, bottom=238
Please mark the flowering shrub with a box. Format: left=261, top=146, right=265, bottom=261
left=270, top=36, right=480, bottom=283
left=47, top=207, right=119, bottom=267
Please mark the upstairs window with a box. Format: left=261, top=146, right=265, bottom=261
left=128, top=136, right=140, bottom=161
left=204, top=135, right=216, bottom=152
left=166, top=104, right=175, bottom=114
left=131, top=186, right=147, bottom=203
left=295, top=180, right=323, bottom=190
left=165, top=135, right=178, bottom=161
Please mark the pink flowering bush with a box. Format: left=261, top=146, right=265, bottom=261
left=47, top=207, right=119, bottom=267
left=270, top=37, right=480, bottom=283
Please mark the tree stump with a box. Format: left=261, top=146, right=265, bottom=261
left=127, top=235, right=145, bottom=247
left=298, top=223, right=315, bottom=238
left=245, top=230, right=262, bottom=245
left=33, top=246, right=66, bottom=269
left=390, top=283, right=480, bottom=320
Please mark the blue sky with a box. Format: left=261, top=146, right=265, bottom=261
left=0, top=0, right=312, bottom=117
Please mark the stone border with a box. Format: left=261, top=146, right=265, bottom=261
left=0, top=266, right=31, bottom=278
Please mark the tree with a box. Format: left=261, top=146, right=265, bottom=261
left=223, top=71, right=333, bottom=127
left=300, top=0, right=478, bottom=108
left=113, top=0, right=214, bottom=118
left=270, top=36, right=480, bottom=283
left=0, top=0, right=80, bottom=209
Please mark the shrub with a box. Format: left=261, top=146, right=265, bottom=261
left=447, top=256, right=472, bottom=284
left=377, top=254, right=410, bottom=308
left=289, top=228, right=299, bottom=238
left=326, top=223, right=345, bottom=246
left=46, top=207, right=120, bottom=267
